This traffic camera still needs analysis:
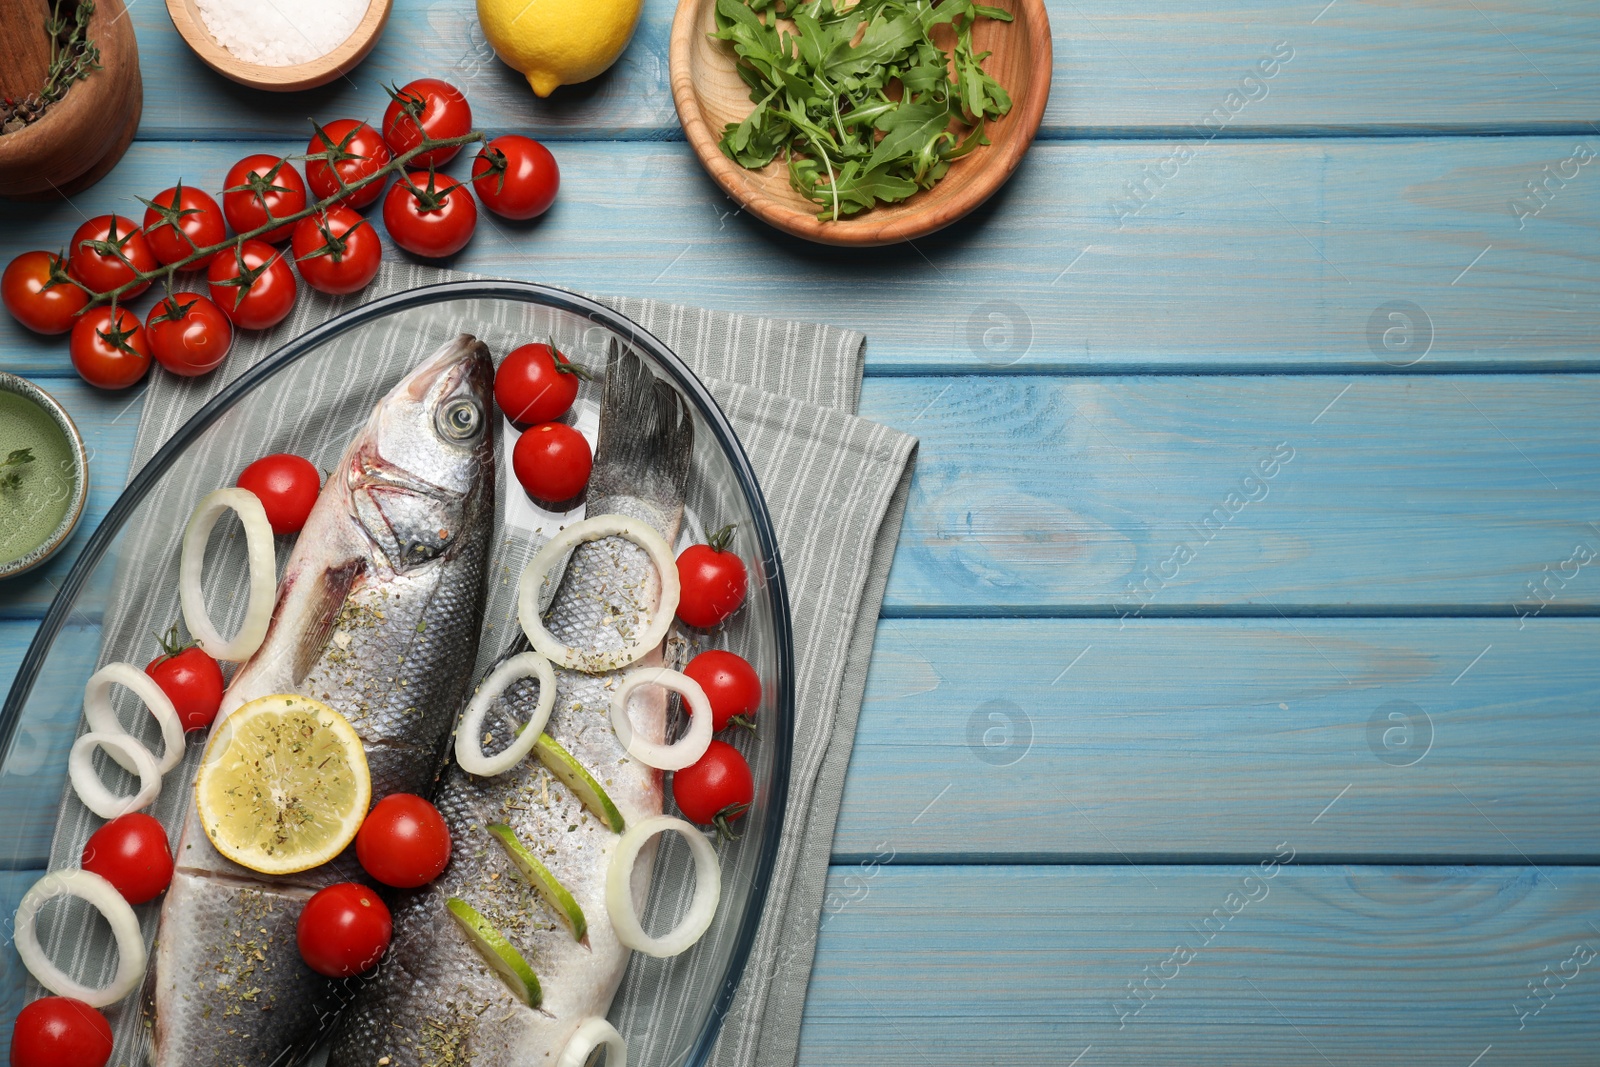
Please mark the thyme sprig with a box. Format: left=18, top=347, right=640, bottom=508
left=1, top=0, right=101, bottom=132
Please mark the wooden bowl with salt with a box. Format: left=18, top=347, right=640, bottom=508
left=670, top=0, right=1052, bottom=247
left=166, top=0, right=393, bottom=92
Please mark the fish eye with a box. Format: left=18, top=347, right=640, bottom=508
left=437, top=398, right=482, bottom=441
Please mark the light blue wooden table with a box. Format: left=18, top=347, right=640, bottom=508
left=3, top=1, right=1600, bottom=1063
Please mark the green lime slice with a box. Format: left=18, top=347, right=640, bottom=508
left=445, top=897, right=542, bottom=1006
left=487, top=822, right=589, bottom=941
left=534, top=733, right=626, bottom=833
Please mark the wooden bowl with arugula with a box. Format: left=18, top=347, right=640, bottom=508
left=669, top=0, right=1051, bottom=247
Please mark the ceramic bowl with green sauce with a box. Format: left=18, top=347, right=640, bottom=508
left=0, top=374, right=89, bottom=580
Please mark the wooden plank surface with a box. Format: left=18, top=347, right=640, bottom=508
left=124, top=0, right=1600, bottom=140
left=5, top=373, right=1596, bottom=621
left=798, top=864, right=1600, bottom=1067
left=8, top=616, right=1598, bottom=870
left=6, top=135, right=1593, bottom=375
left=869, top=375, right=1600, bottom=614
left=835, top=618, right=1600, bottom=862
left=5, top=136, right=1600, bottom=376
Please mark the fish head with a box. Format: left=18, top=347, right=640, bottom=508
left=349, top=335, right=495, bottom=572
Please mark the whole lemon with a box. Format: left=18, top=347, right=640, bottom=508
left=477, top=0, right=644, bottom=98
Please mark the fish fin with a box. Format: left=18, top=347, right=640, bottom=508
left=292, top=559, right=367, bottom=686
left=588, top=339, right=695, bottom=507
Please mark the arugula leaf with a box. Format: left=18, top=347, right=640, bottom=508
left=712, top=0, right=1014, bottom=220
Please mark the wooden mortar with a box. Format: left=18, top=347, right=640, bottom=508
left=0, top=0, right=143, bottom=200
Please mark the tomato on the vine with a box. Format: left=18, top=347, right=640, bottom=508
left=221, top=155, right=308, bottom=243
left=676, top=525, right=748, bottom=628
left=672, top=740, right=754, bottom=831
left=2, top=251, right=87, bottom=334
left=80, top=813, right=174, bottom=905
left=140, top=182, right=227, bottom=270
left=683, top=649, right=761, bottom=731
left=356, top=794, right=452, bottom=888
left=145, top=294, right=233, bottom=377
left=68, top=215, right=156, bottom=298
left=207, top=240, right=298, bottom=330
left=494, top=342, right=584, bottom=425
left=382, top=79, right=472, bottom=167
left=296, top=883, right=392, bottom=978
left=512, top=422, right=592, bottom=504
left=304, top=119, right=393, bottom=208
left=235, top=452, right=321, bottom=534
left=9, top=997, right=113, bottom=1067
left=292, top=207, right=382, bottom=295
left=145, top=628, right=225, bottom=730
left=69, top=307, right=150, bottom=390
left=471, top=136, right=559, bottom=221
left=383, top=170, right=477, bottom=258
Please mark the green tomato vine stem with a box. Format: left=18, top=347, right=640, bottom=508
left=69, top=127, right=487, bottom=310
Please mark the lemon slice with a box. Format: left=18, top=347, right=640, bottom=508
left=195, top=694, right=371, bottom=875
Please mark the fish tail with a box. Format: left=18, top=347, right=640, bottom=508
left=587, top=340, right=694, bottom=509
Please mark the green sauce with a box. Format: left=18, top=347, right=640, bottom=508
left=0, top=391, right=78, bottom=567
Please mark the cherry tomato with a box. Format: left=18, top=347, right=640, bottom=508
left=383, top=171, right=477, bottom=259
left=494, top=342, right=584, bottom=425
left=9, top=997, right=113, bottom=1067
left=512, top=422, right=592, bottom=504
left=676, top=526, right=749, bottom=628
left=672, top=740, right=754, bottom=828
left=356, top=794, right=452, bottom=888
left=221, top=155, right=308, bottom=243
left=68, top=215, right=156, bottom=299
left=471, top=136, right=559, bottom=221
left=296, top=882, right=392, bottom=978
left=80, top=813, right=174, bottom=905
left=2, top=251, right=87, bottom=334
left=683, top=649, right=761, bottom=732
left=207, top=240, right=297, bottom=330
left=382, top=78, right=472, bottom=168
left=236, top=453, right=321, bottom=534
left=145, top=633, right=225, bottom=730
left=292, top=207, right=382, bottom=296
left=69, top=307, right=150, bottom=390
left=304, top=119, right=393, bottom=209
left=140, top=182, right=227, bottom=271
left=145, top=294, right=233, bottom=377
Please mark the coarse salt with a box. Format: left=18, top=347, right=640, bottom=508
left=194, top=0, right=367, bottom=67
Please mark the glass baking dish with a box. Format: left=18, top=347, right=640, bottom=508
left=0, top=281, right=792, bottom=1067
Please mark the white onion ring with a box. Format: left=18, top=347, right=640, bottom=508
left=609, top=668, right=713, bottom=771
left=83, top=662, right=186, bottom=775
left=180, top=488, right=276, bottom=662
left=605, top=815, right=720, bottom=958
left=69, top=732, right=162, bottom=819
left=558, top=1017, right=627, bottom=1067
left=455, top=652, right=558, bottom=776
left=518, top=515, right=680, bottom=674
left=15, top=870, right=148, bottom=1007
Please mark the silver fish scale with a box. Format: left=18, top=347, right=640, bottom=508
left=299, top=526, right=492, bottom=797
left=329, top=348, right=693, bottom=1067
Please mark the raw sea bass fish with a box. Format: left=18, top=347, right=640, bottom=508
left=329, top=349, right=693, bottom=1067
left=146, top=337, right=497, bottom=1067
